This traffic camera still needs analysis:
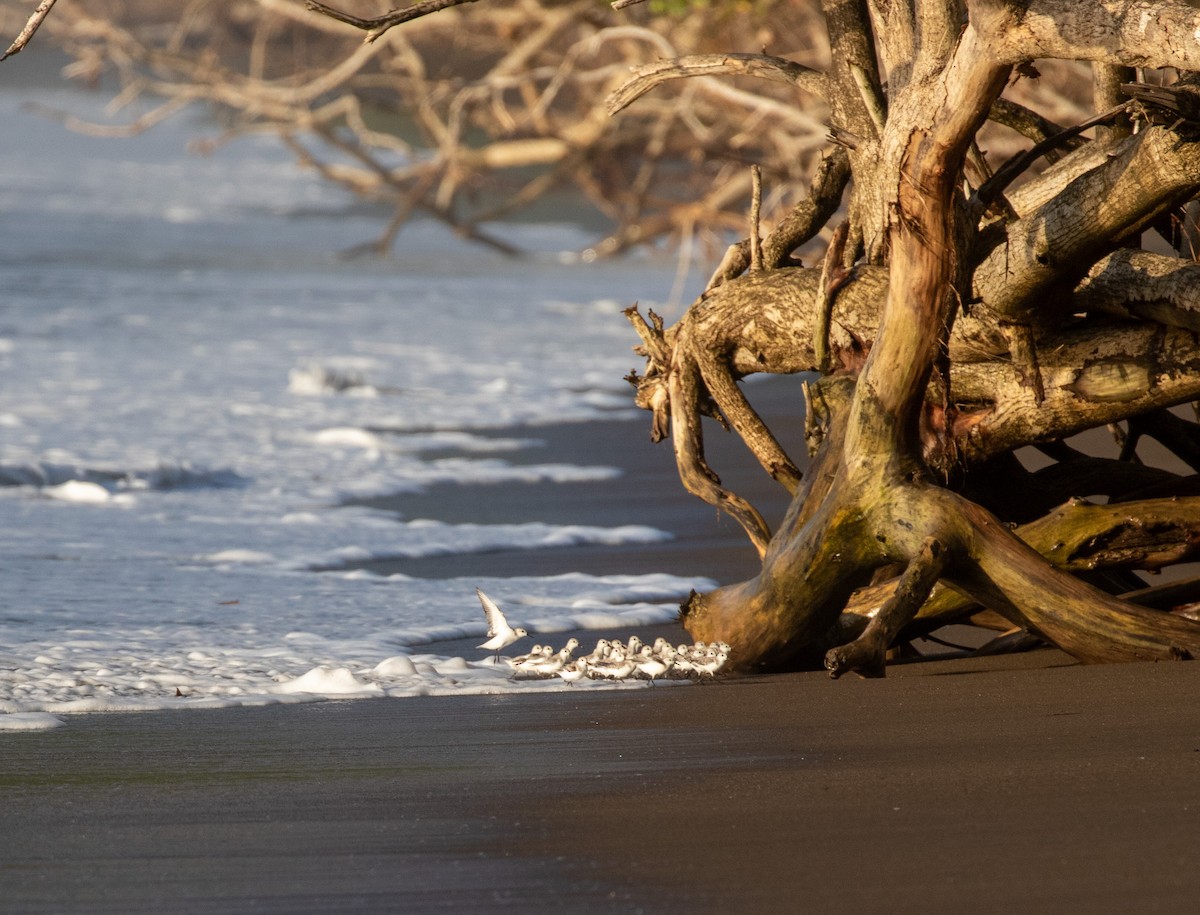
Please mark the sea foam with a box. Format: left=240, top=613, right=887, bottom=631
left=0, top=82, right=708, bottom=730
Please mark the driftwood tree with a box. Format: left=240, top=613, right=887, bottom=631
left=0, top=0, right=830, bottom=261
left=617, top=0, right=1200, bottom=674
left=8, top=0, right=1200, bottom=675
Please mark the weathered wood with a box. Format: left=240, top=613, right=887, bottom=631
left=827, top=536, right=950, bottom=678
left=627, top=254, right=1200, bottom=516
left=1, top=0, right=58, bottom=60
left=679, top=5, right=1200, bottom=673
left=606, top=53, right=827, bottom=116
left=972, top=125, right=1200, bottom=327
left=839, top=497, right=1200, bottom=636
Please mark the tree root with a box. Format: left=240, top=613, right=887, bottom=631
left=835, top=496, right=1200, bottom=643
left=678, top=19, right=1200, bottom=673
left=686, top=480, right=1200, bottom=673
left=826, top=536, right=949, bottom=678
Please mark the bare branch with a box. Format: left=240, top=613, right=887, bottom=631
left=827, top=536, right=950, bottom=678
left=1075, top=249, right=1200, bottom=333
left=22, top=96, right=195, bottom=138
left=975, top=101, right=1134, bottom=211
left=3, top=0, right=59, bottom=60
left=706, top=147, right=851, bottom=289
left=606, top=53, right=826, bottom=116
left=814, top=220, right=850, bottom=374
left=305, top=0, right=483, bottom=43
left=973, top=123, right=1200, bottom=325
left=749, top=165, right=764, bottom=273
left=975, top=0, right=1200, bottom=70
left=987, top=98, right=1080, bottom=152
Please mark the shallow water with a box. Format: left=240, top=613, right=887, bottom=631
left=0, top=76, right=710, bottom=724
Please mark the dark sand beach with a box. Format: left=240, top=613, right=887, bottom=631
left=4, top=378, right=1200, bottom=913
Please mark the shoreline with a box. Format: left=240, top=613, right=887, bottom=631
left=5, top=377, right=1200, bottom=912
left=347, top=375, right=808, bottom=586
left=376, top=375, right=806, bottom=663
left=4, top=651, right=1200, bottom=912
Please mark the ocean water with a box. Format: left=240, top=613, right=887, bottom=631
left=0, top=78, right=709, bottom=728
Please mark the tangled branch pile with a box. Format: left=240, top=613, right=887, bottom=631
left=4, top=0, right=840, bottom=258
left=616, top=0, right=1200, bottom=674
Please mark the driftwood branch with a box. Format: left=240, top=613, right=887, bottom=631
left=827, top=536, right=950, bottom=678
left=2, top=0, right=58, bottom=60
left=706, top=147, right=851, bottom=289
left=305, top=0, right=483, bottom=43
left=813, top=220, right=850, bottom=375
left=749, top=165, right=764, bottom=273
left=35, top=1, right=827, bottom=258
left=841, top=496, right=1200, bottom=637
left=975, top=101, right=1135, bottom=211
left=975, top=0, right=1200, bottom=71
left=973, top=124, right=1200, bottom=325
left=606, top=53, right=826, bottom=116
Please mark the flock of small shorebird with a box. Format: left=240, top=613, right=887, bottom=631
left=475, top=588, right=730, bottom=684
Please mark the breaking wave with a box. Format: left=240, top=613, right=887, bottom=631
left=0, top=460, right=247, bottom=493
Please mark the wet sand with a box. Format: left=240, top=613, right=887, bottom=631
left=4, top=655, right=1199, bottom=913
left=4, top=378, right=1200, bottom=913
left=343, top=374, right=809, bottom=584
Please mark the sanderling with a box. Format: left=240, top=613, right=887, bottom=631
left=510, top=645, right=552, bottom=675
left=511, top=639, right=579, bottom=679
left=475, top=588, right=528, bottom=663
left=582, top=639, right=611, bottom=664
left=669, top=652, right=696, bottom=679
left=530, top=646, right=573, bottom=678
left=495, top=630, right=731, bottom=685
left=589, top=650, right=637, bottom=682
left=634, top=645, right=669, bottom=682
left=556, top=657, right=588, bottom=685
left=508, top=645, right=544, bottom=667
left=692, top=648, right=729, bottom=681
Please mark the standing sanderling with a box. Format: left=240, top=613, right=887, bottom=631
left=633, top=645, right=669, bottom=682
left=556, top=657, right=589, bottom=685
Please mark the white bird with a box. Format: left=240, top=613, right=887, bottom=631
left=510, top=645, right=552, bottom=675
left=670, top=653, right=696, bottom=679
left=515, top=638, right=578, bottom=678
left=529, top=647, right=573, bottom=678
left=693, top=649, right=729, bottom=681
left=556, top=657, right=589, bottom=685
left=634, top=645, right=669, bottom=682
left=508, top=645, right=545, bottom=668
left=582, top=639, right=611, bottom=664
left=590, top=650, right=637, bottom=682
left=475, top=588, right=528, bottom=662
